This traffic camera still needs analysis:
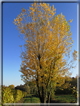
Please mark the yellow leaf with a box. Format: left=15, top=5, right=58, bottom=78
left=22, top=8, right=26, bottom=12
left=69, top=19, right=73, bottom=23
left=31, top=3, right=33, bottom=6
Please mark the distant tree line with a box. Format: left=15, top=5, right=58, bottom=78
left=14, top=76, right=77, bottom=96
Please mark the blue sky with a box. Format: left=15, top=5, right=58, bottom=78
left=3, top=2, right=78, bottom=87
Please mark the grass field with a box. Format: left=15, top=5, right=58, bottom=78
left=22, top=94, right=77, bottom=103
left=51, top=94, right=77, bottom=103
left=23, top=94, right=40, bottom=103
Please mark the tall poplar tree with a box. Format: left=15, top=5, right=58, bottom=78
left=13, top=2, right=77, bottom=103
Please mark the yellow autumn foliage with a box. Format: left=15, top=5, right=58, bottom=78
left=13, top=2, right=77, bottom=103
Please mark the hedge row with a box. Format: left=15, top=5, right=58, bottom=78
left=55, top=87, right=77, bottom=99
left=72, top=87, right=77, bottom=99
left=2, top=86, right=27, bottom=103
left=55, top=88, right=73, bottom=94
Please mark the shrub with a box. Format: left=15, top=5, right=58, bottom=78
left=8, top=85, right=15, bottom=89
left=72, top=87, right=77, bottom=99
left=2, top=87, right=14, bottom=103
left=2, top=86, right=27, bottom=103
left=14, top=90, right=23, bottom=102
left=22, top=91, right=27, bottom=97
left=55, top=87, right=73, bottom=95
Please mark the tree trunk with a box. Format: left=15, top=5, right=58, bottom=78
left=44, top=96, right=47, bottom=103
left=48, top=93, right=51, bottom=103
left=47, top=87, right=51, bottom=103
left=40, top=95, right=47, bottom=103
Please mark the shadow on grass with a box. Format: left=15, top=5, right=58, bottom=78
left=23, top=94, right=38, bottom=99
left=24, top=94, right=61, bottom=103
left=50, top=99, right=61, bottom=103
left=23, top=94, right=77, bottom=103
left=23, top=94, right=40, bottom=103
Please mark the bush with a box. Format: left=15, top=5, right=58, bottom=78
left=2, top=87, right=14, bottom=103
left=22, top=91, right=27, bottom=97
left=2, top=85, right=27, bottom=103
left=55, top=87, right=73, bottom=95
left=72, top=87, right=77, bottom=99
left=8, top=85, right=15, bottom=89
left=25, top=85, right=30, bottom=94
left=14, top=90, right=23, bottom=102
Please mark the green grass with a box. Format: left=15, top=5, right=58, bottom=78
left=23, top=94, right=40, bottom=103
left=22, top=94, right=77, bottom=103
left=51, top=94, right=77, bottom=103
